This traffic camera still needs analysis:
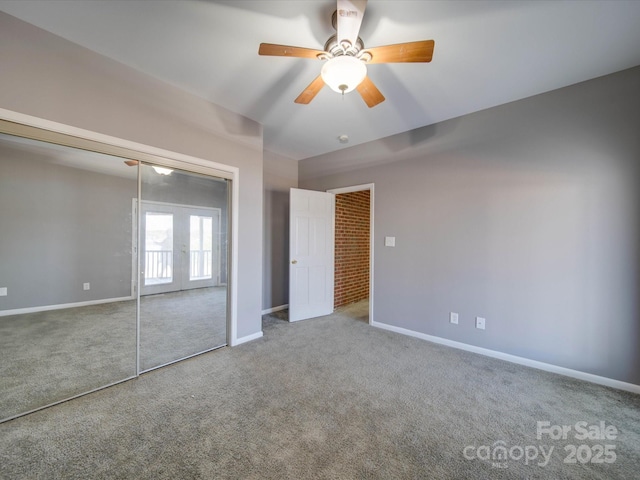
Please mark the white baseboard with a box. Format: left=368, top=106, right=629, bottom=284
left=232, top=330, right=263, bottom=346
left=262, top=304, right=288, bottom=315
left=371, top=320, right=640, bottom=395
left=0, top=296, right=135, bottom=317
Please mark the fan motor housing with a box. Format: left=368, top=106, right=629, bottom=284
left=324, top=34, right=365, bottom=58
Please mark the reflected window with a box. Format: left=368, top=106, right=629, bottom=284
left=190, top=215, right=213, bottom=281
left=144, top=212, right=174, bottom=285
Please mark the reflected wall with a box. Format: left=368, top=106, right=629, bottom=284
left=0, top=132, right=230, bottom=422
left=0, top=133, right=137, bottom=421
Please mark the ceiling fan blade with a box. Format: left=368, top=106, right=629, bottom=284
left=336, top=0, right=367, bottom=48
left=356, top=76, right=385, bottom=108
left=295, top=75, right=325, bottom=104
left=363, top=40, right=435, bottom=64
left=259, top=43, right=326, bottom=59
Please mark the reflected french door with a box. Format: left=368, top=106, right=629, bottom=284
left=140, top=201, right=221, bottom=296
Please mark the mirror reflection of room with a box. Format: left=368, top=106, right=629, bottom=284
left=0, top=131, right=230, bottom=423
left=0, top=132, right=138, bottom=421
left=138, top=164, right=229, bottom=372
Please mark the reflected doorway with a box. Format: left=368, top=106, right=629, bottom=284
left=140, top=202, right=221, bottom=295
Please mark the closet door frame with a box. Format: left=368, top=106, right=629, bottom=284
left=0, top=108, right=241, bottom=423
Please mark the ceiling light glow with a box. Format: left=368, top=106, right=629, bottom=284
left=321, top=56, right=367, bottom=94
left=152, top=166, right=173, bottom=175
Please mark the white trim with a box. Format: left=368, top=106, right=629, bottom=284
left=0, top=107, right=239, bottom=357
left=262, top=304, right=288, bottom=315
left=228, top=170, right=239, bottom=346
left=131, top=198, right=138, bottom=299
left=0, top=108, right=235, bottom=179
left=0, top=296, right=135, bottom=317
left=136, top=168, right=142, bottom=375
left=328, top=183, right=375, bottom=325
left=139, top=199, right=222, bottom=211
left=371, top=320, right=640, bottom=394
left=233, top=330, right=263, bottom=346
left=327, top=183, right=374, bottom=195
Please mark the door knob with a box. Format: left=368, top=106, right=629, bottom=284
left=291, top=260, right=297, bottom=264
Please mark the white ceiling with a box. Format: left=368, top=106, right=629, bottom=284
left=1, top=0, right=640, bottom=161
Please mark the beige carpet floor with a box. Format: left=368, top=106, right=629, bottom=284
left=0, top=287, right=226, bottom=421
left=0, top=301, right=638, bottom=479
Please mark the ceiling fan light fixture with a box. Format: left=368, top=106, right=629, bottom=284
left=321, top=55, right=367, bottom=94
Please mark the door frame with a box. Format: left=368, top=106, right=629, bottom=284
left=327, top=183, right=374, bottom=325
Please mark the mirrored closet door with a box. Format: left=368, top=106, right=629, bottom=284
left=0, top=125, right=230, bottom=423
left=0, top=132, right=138, bottom=421
left=138, top=163, right=229, bottom=372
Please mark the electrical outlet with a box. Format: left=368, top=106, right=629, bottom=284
left=83, top=283, right=90, bottom=291
left=450, top=312, right=459, bottom=324
left=0, top=287, right=7, bottom=296
left=475, top=317, right=486, bottom=330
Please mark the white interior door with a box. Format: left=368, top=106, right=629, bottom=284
left=289, top=188, right=335, bottom=322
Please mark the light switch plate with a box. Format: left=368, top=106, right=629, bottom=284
left=384, top=236, right=396, bottom=247
left=0, top=287, right=6, bottom=296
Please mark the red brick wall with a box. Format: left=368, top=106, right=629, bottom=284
left=334, top=190, right=370, bottom=308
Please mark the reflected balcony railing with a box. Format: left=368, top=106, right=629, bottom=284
left=145, top=250, right=172, bottom=284
left=190, top=250, right=212, bottom=280
left=144, top=250, right=212, bottom=284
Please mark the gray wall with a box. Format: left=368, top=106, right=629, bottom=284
left=0, top=143, right=136, bottom=310
left=300, top=66, right=640, bottom=385
left=263, top=150, right=298, bottom=309
left=0, top=12, right=263, bottom=339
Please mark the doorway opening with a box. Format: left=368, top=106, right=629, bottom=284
left=328, top=184, right=374, bottom=324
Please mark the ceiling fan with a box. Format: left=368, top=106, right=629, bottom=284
left=258, top=0, right=434, bottom=108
